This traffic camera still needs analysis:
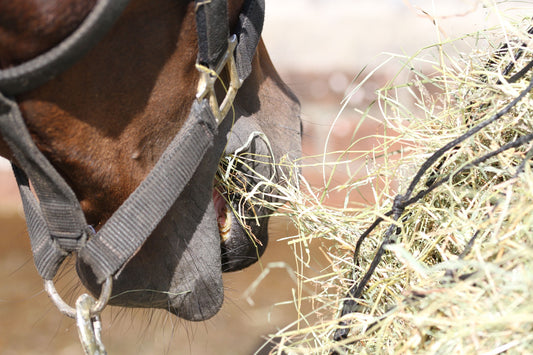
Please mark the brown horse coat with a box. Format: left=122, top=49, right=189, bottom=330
left=0, top=0, right=301, bottom=320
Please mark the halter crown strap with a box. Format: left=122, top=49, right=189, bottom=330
left=234, top=0, right=265, bottom=80
left=0, top=0, right=265, bottom=282
left=195, top=0, right=230, bottom=69
left=195, top=0, right=265, bottom=81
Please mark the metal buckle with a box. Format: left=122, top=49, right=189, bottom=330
left=196, top=34, right=242, bottom=123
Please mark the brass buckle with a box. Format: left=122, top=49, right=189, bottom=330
left=196, top=35, right=242, bottom=123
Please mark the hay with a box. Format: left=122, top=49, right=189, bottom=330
left=220, top=3, right=533, bottom=354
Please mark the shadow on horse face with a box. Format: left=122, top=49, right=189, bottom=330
left=0, top=0, right=301, bottom=321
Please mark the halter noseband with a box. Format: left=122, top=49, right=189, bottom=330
left=0, top=0, right=264, bottom=318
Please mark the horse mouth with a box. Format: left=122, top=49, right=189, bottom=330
left=213, top=188, right=232, bottom=242
left=210, top=123, right=281, bottom=273
left=212, top=171, right=270, bottom=273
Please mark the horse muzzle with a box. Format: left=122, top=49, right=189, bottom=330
left=76, top=108, right=290, bottom=321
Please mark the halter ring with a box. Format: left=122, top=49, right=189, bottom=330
left=44, top=276, right=113, bottom=319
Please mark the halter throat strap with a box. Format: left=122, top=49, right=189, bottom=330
left=0, top=0, right=265, bottom=282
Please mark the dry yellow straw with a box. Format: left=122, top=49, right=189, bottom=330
left=219, top=4, right=533, bottom=354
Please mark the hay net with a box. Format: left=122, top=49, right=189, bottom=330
left=328, top=22, right=533, bottom=354
left=269, top=13, right=532, bottom=355
left=219, top=5, right=533, bottom=355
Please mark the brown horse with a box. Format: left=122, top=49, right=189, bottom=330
left=0, top=0, right=301, bottom=321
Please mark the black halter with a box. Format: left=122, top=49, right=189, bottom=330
left=0, top=0, right=264, bottom=289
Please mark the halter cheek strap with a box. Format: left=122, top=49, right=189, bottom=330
left=0, top=0, right=265, bottom=283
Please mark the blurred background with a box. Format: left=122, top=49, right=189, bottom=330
left=0, top=1, right=523, bottom=354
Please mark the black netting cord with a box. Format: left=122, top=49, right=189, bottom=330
left=331, top=57, right=533, bottom=350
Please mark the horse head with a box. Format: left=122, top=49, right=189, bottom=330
left=0, top=0, right=301, bottom=321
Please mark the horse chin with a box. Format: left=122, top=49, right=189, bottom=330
left=76, top=180, right=226, bottom=321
